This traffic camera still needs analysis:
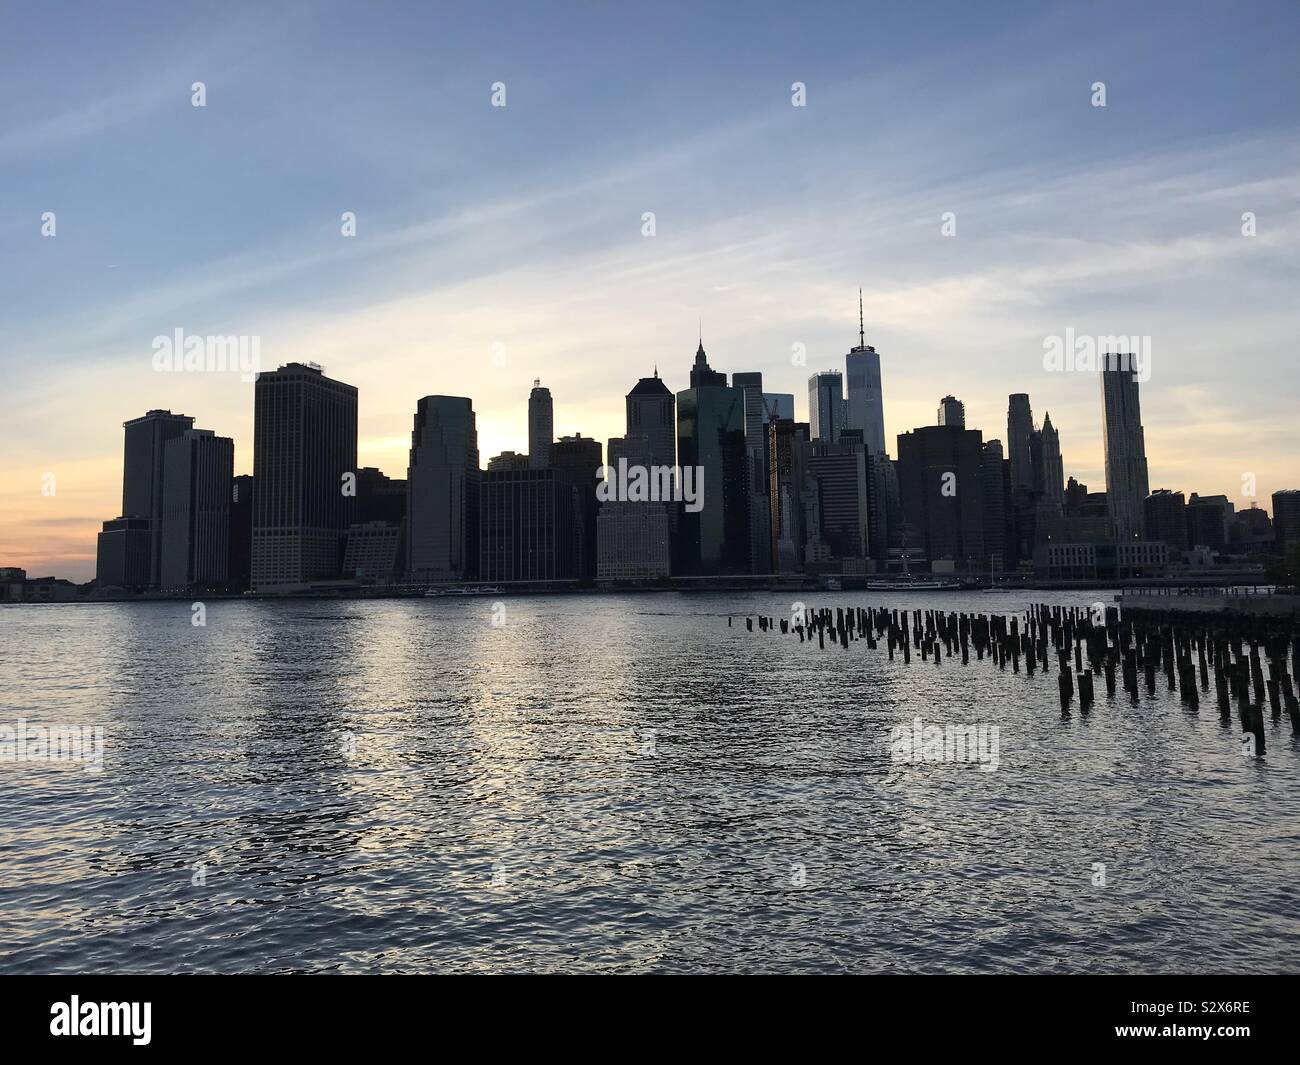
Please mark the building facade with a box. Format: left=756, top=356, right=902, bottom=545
left=251, top=363, right=357, bottom=588
left=407, top=395, right=480, bottom=582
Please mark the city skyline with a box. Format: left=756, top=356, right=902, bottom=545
left=4, top=1, right=1300, bottom=580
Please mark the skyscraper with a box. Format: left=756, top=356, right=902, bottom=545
left=808, top=371, right=843, bottom=443
left=980, top=439, right=1009, bottom=571
left=844, top=291, right=886, bottom=455
left=896, top=423, right=986, bottom=572
left=121, top=408, right=195, bottom=588
left=1039, top=412, right=1064, bottom=507
left=804, top=438, right=870, bottom=561
left=1100, top=360, right=1150, bottom=541
left=937, top=395, right=965, bottom=428
left=160, top=428, right=234, bottom=591
left=1144, top=489, right=1188, bottom=550
left=1273, top=490, right=1300, bottom=554
left=252, top=363, right=357, bottom=589
left=733, top=370, right=771, bottom=574
left=768, top=418, right=811, bottom=572
left=625, top=370, right=675, bottom=468
left=677, top=342, right=748, bottom=575
left=479, top=468, right=579, bottom=582
left=407, top=395, right=480, bottom=581
left=229, top=474, right=254, bottom=592
left=552, top=433, right=603, bottom=581
left=597, top=434, right=671, bottom=581
left=528, top=379, right=553, bottom=469
left=1006, top=394, right=1035, bottom=493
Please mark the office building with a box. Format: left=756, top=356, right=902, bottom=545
left=407, top=395, right=480, bottom=582
left=120, top=408, right=195, bottom=588
left=808, top=370, right=843, bottom=443
left=160, top=428, right=234, bottom=591
left=252, top=363, right=357, bottom=588
left=1100, top=359, right=1150, bottom=541
left=896, top=423, right=986, bottom=573
left=479, top=468, right=580, bottom=582
left=528, top=379, right=553, bottom=469
left=844, top=292, right=886, bottom=454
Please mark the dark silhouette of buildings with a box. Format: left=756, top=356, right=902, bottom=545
left=121, top=408, right=195, bottom=588
left=160, top=428, right=234, bottom=591
left=229, top=475, right=253, bottom=592
left=95, top=517, right=152, bottom=591
left=625, top=371, right=676, bottom=469
left=896, top=423, right=985, bottom=573
left=252, top=363, right=357, bottom=589
left=551, top=433, right=602, bottom=581
left=1145, top=489, right=1188, bottom=550
left=407, top=396, right=479, bottom=582
left=677, top=343, right=748, bottom=575
left=1100, top=359, right=1150, bottom=541
left=528, top=380, right=553, bottom=469
left=1274, top=490, right=1300, bottom=554
left=480, top=468, right=579, bottom=581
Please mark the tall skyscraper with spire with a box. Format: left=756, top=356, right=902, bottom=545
left=1101, top=360, right=1150, bottom=541
left=1040, top=412, right=1064, bottom=507
left=528, top=379, right=553, bottom=469
left=844, top=290, right=886, bottom=455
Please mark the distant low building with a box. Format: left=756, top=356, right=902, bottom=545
left=95, top=516, right=152, bottom=592
left=343, top=521, right=402, bottom=582
left=1034, top=540, right=1167, bottom=581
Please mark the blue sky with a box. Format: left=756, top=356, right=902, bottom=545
left=3, top=0, right=1299, bottom=579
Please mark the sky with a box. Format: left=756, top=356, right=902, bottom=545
left=2, top=0, right=1299, bottom=582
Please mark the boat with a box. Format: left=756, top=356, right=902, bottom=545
left=864, top=577, right=962, bottom=591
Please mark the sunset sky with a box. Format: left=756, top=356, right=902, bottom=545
left=3, top=0, right=1299, bottom=581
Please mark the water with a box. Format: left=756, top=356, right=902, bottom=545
left=2, top=590, right=1298, bottom=974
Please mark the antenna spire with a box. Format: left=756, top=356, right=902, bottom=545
left=858, top=288, right=865, bottom=348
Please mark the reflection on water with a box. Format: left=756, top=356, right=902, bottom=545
left=1, top=590, right=1298, bottom=973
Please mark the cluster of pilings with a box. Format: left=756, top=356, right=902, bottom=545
left=729, top=602, right=1300, bottom=755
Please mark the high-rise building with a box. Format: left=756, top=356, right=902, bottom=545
left=677, top=343, right=748, bottom=575
left=689, top=339, right=727, bottom=387
left=407, top=395, right=480, bottom=582
left=252, top=363, right=357, bottom=588
left=356, top=467, right=406, bottom=526
left=1273, top=490, right=1300, bottom=554
left=1186, top=493, right=1234, bottom=551
left=896, top=424, right=986, bottom=573
left=844, top=292, right=886, bottom=455
left=229, top=475, right=254, bottom=592
left=768, top=418, right=811, bottom=572
left=1040, top=412, right=1064, bottom=507
left=552, top=433, right=602, bottom=581
left=980, top=440, right=1009, bottom=571
left=528, top=379, right=553, bottom=469
left=733, top=370, right=771, bottom=574
left=804, top=438, right=870, bottom=560
left=625, top=370, right=676, bottom=469
left=937, top=395, right=965, bottom=429
left=1100, top=360, right=1150, bottom=541
left=479, top=468, right=579, bottom=582
left=160, top=428, right=234, bottom=591
left=95, top=517, right=152, bottom=591
left=808, top=371, right=844, bottom=443
left=597, top=434, right=671, bottom=580
left=121, top=408, right=195, bottom=588
left=1144, top=489, right=1187, bottom=550
left=1006, top=394, right=1035, bottom=493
